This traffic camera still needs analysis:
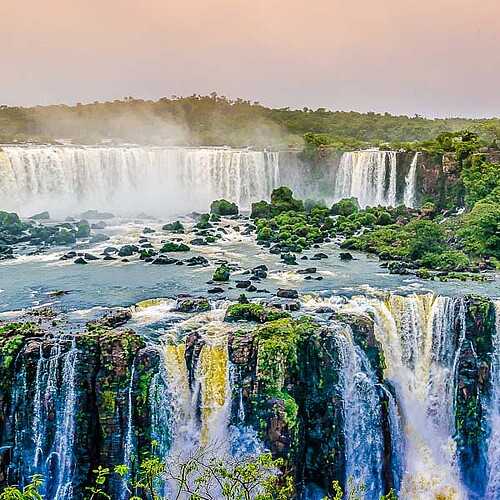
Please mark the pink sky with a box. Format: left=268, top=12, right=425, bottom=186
left=1, top=0, right=499, bottom=117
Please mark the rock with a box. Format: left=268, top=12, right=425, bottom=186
left=160, top=242, right=190, bottom=252
left=297, top=267, right=317, bottom=274
left=246, top=285, right=257, bottom=292
left=190, top=238, right=208, bottom=246
left=281, top=252, right=297, bottom=265
left=269, top=244, right=282, bottom=255
left=84, top=253, right=100, bottom=261
left=90, top=233, right=110, bottom=244
left=236, top=280, right=251, bottom=288
left=103, top=255, right=117, bottom=261
left=118, top=245, right=139, bottom=257
left=162, top=221, right=185, bottom=233
left=151, top=256, right=177, bottom=265
left=300, top=255, right=309, bottom=260
left=91, top=221, right=107, bottom=230
left=143, top=227, right=156, bottom=234
left=103, top=246, right=119, bottom=255
left=185, top=256, right=209, bottom=267
left=80, top=210, right=114, bottom=219
left=208, top=287, right=225, bottom=294
left=74, top=257, right=88, bottom=264
left=315, top=307, right=335, bottom=314
left=310, top=252, right=328, bottom=260
left=339, top=252, right=354, bottom=261
left=252, top=265, right=268, bottom=279
left=225, top=303, right=290, bottom=323
left=213, top=265, right=231, bottom=282
left=277, top=289, right=299, bottom=299
left=175, top=296, right=210, bottom=313
left=29, top=211, right=50, bottom=220
left=210, top=199, right=239, bottom=216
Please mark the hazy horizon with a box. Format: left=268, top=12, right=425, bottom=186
left=2, top=0, right=500, bottom=119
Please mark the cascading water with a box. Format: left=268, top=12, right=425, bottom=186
left=370, top=294, right=466, bottom=499
left=335, top=326, right=385, bottom=498
left=30, top=339, right=78, bottom=500
left=403, top=153, right=419, bottom=208
left=485, top=301, right=500, bottom=498
left=333, top=150, right=399, bottom=207
left=0, top=146, right=280, bottom=215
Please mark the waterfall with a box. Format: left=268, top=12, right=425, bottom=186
left=370, top=294, right=466, bottom=499
left=335, top=326, right=385, bottom=498
left=485, top=301, right=500, bottom=498
left=30, top=339, right=78, bottom=500
left=0, top=146, right=280, bottom=215
left=333, top=150, right=398, bottom=208
left=404, top=153, right=419, bottom=208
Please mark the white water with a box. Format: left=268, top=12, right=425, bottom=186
left=334, top=150, right=399, bottom=207
left=370, top=294, right=466, bottom=499
left=0, top=146, right=280, bottom=216
left=335, top=327, right=385, bottom=497
left=403, top=153, right=419, bottom=208
left=30, top=339, right=78, bottom=500
left=485, top=301, right=500, bottom=498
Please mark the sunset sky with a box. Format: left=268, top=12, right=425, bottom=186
left=1, top=0, right=499, bottom=117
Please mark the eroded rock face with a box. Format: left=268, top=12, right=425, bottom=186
left=0, top=314, right=160, bottom=499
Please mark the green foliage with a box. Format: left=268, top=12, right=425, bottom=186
left=459, top=201, right=500, bottom=259
left=210, top=199, right=239, bottom=216
left=0, top=475, right=43, bottom=500
left=460, top=158, right=500, bottom=208
left=160, top=242, right=190, bottom=252
left=330, top=198, right=360, bottom=216
left=404, top=220, right=446, bottom=259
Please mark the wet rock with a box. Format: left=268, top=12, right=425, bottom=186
left=310, top=252, right=328, bottom=260
left=29, top=211, right=50, bottom=220
left=208, top=287, right=225, bottom=294
left=236, top=280, right=251, bottom=288
left=281, top=253, right=297, bottom=265
left=90, top=233, right=110, bottom=244
left=103, top=255, right=117, bottom=261
left=277, top=289, right=299, bottom=299
left=74, top=257, right=88, bottom=264
left=84, top=253, right=100, bottom=261
left=103, top=247, right=118, bottom=255
left=339, top=252, right=353, bottom=261
left=91, top=221, right=107, bottom=230
left=185, top=256, right=209, bottom=266
left=297, top=267, right=317, bottom=274
left=252, top=265, right=268, bottom=279
left=80, top=210, right=114, bottom=219
left=190, top=238, right=208, bottom=246
left=118, top=245, right=138, bottom=257
left=246, top=285, right=257, bottom=292
left=175, top=296, right=210, bottom=313
left=151, top=256, right=177, bottom=265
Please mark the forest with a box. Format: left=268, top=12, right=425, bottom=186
left=1, top=93, right=499, bottom=149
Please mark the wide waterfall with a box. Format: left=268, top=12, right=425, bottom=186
left=0, top=146, right=280, bottom=216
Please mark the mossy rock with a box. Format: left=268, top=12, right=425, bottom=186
left=210, top=199, right=239, bottom=216
left=224, top=304, right=290, bottom=323
left=213, top=265, right=230, bottom=282
left=162, top=221, right=185, bottom=233
left=160, top=242, right=190, bottom=252
left=330, top=197, right=360, bottom=216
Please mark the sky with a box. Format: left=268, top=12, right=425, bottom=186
left=1, top=0, right=499, bottom=117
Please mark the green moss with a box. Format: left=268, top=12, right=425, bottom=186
left=160, top=242, right=190, bottom=252
left=210, top=199, right=239, bottom=216
left=162, top=221, right=185, bottom=233
left=225, top=304, right=290, bottom=323
left=213, top=265, right=230, bottom=282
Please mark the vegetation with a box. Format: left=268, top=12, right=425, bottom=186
left=210, top=199, right=239, bottom=216
left=3, top=93, right=499, bottom=148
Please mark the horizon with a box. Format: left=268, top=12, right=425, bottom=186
left=1, top=93, right=497, bottom=122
